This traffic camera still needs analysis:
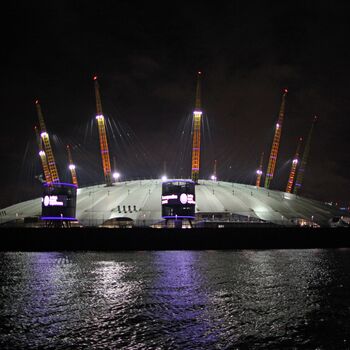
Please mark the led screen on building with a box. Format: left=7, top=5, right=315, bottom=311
left=161, top=180, right=196, bottom=219
left=41, top=183, right=77, bottom=221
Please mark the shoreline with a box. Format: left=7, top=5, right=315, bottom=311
left=1, top=227, right=350, bottom=251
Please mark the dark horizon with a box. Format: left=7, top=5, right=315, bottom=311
left=1, top=2, right=350, bottom=208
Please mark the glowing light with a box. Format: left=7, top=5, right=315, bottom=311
left=161, top=175, right=167, bottom=181
left=284, top=88, right=288, bottom=93
left=194, top=110, right=202, bottom=115
left=186, top=194, right=195, bottom=204
left=256, top=169, right=263, bottom=175
left=69, top=164, right=76, bottom=170
left=162, top=194, right=178, bottom=201
left=40, top=131, right=48, bottom=138
left=292, top=159, right=298, bottom=164
left=42, top=195, right=64, bottom=207
left=162, top=193, right=195, bottom=205
left=162, top=215, right=195, bottom=219
left=41, top=216, right=76, bottom=221
left=39, top=150, right=45, bottom=156
left=93, top=75, right=98, bottom=80
left=96, top=114, right=104, bottom=120
left=211, top=175, right=217, bottom=181
left=43, top=182, right=78, bottom=188
left=180, top=193, right=188, bottom=204
left=113, top=172, right=120, bottom=181
left=276, top=123, right=280, bottom=128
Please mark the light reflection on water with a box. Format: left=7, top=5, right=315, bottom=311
left=1, top=250, right=350, bottom=349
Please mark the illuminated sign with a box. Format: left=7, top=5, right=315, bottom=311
left=161, top=193, right=196, bottom=205
left=161, top=180, right=196, bottom=219
left=161, top=194, right=178, bottom=204
left=180, top=193, right=195, bottom=204
left=41, top=183, right=77, bottom=221
left=42, top=195, right=65, bottom=207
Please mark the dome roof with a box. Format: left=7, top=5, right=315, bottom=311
left=0, top=179, right=342, bottom=227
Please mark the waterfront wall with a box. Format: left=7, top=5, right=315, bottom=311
left=1, top=227, right=350, bottom=251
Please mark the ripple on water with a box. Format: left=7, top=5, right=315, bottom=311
left=1, top=250, right=350, bottom=349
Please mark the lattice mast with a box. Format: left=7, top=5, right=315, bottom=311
left=293, top=116, right=318, bottom=195
left=35, top=100, right=60, bottom=183
left=66, top=145, right=78, bottom=187
left=34, top=126, right=52, bottom=184
left=191, top=72, right=202, bottom=183
left=255, top=152, right=264, bottom=188
left=264, top=89, right=288, bottom=189
left=285, top=137, right=303, bottom=193
left=93, top=76, right=112, bottom=186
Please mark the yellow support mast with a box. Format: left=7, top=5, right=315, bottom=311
left=66, top=145, right=78, bottom=187
left=191, top=72, right=202, bottom=183
left=286, top=137, right=303, bottom=193
left=94, top=76, right=112, bottom=187
left=35, top=100, right=60, bottom=183
left=34, top=125, right=52, bottom=184
left=264, top=89, right=288, bottom=189
left=255, top=152, right=264, bottom=188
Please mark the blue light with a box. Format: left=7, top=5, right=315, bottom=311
left=43, top=182, right=78, bottom=189
left=41, top=216, right=77, bottom=221
left=162, top=216, right=195, bottom=219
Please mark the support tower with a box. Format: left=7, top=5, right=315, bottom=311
left=293, top=116, right=318, bottom=195
left=34, top=126, right=52, bottom=184
left=191, top=72, right=202, bottom=183
left=35, top=100, right=60, bottom=183
left=255, top=152, right=264, bottom=188
left=285, top=137, right=302, bottom=193
left=264, top=89, right=288, bottom=189
left=66, top=145, right=78, bottom=187
left=94, top=76, right=113, bottom=186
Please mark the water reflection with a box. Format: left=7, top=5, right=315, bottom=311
left=0, top=250, right=350, bottom=349
left=150, top=251, right=219, bottom=348
left=0, top=253, right=78, bottom=348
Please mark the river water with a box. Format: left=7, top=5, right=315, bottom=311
left=1, top=250, right=350, bottom=349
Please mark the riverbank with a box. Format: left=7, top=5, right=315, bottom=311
left=1, top=227, right=350, bottom=251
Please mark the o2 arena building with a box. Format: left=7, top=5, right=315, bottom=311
left=0, top=179, right=344, bottom=228
left=0, top=74, right=346, bottom=228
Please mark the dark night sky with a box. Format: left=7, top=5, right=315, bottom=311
left=1, top=2, right=350, bottom=208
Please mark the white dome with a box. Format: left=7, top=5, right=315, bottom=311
left=0, top=179, right=342, bottom=227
